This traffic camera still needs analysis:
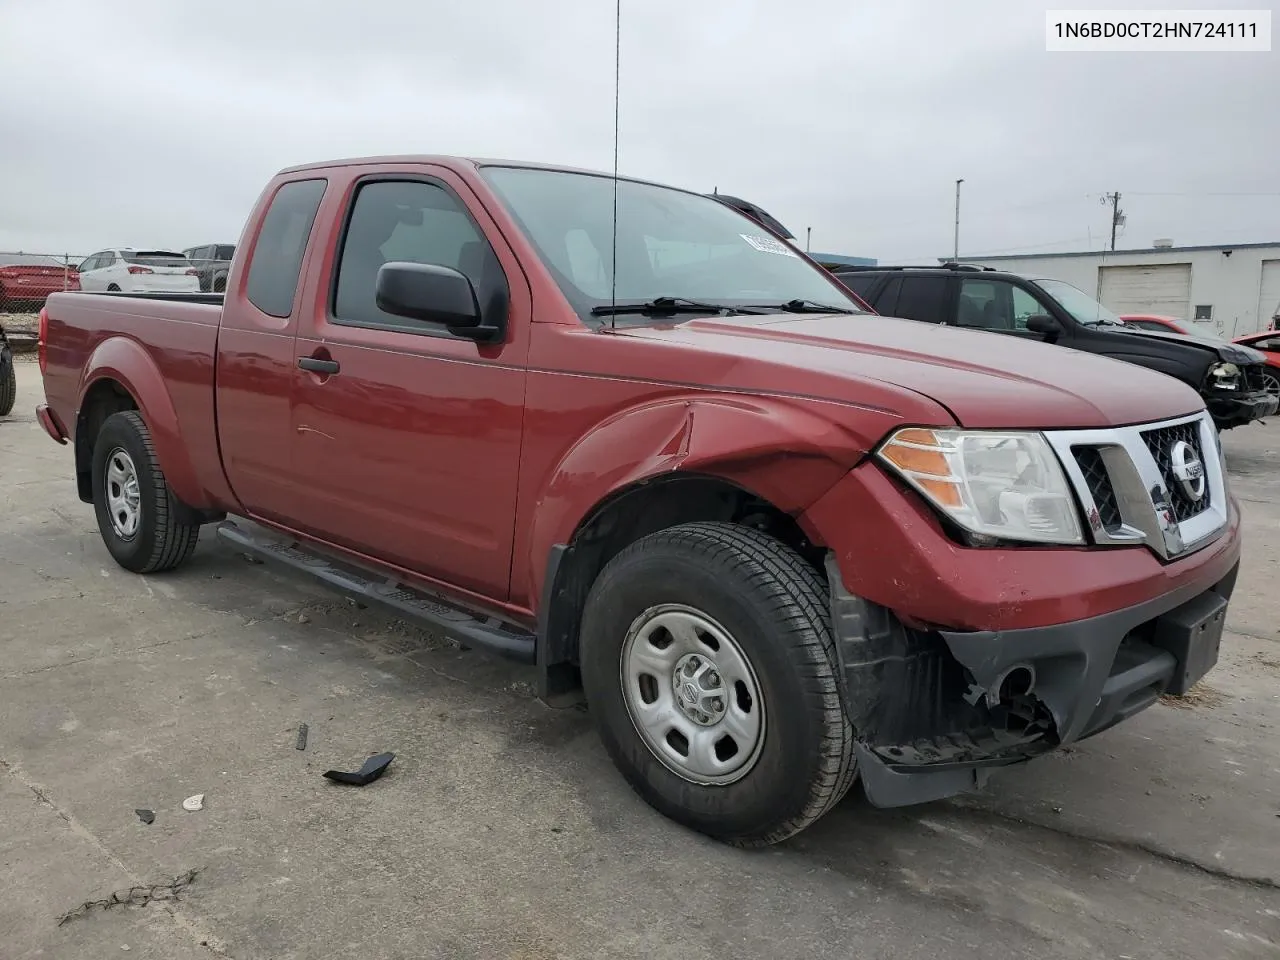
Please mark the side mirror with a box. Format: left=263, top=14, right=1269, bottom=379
left=375, top=262, right=483, bottom=331
left=1026, top=314, right=1062, bottom=338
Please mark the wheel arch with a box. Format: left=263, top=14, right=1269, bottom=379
left=75, top=337, right=209, bottom=510
left=530, top=395, right=868, bottom=696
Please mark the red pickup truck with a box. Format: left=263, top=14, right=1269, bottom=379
left=36, top=156, right=1241, bottom=846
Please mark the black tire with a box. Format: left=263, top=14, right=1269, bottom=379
left=212, top=276, right=226, bottom=293
left=0, top=359, right=15, bottom=417
left=107, top=284, right=121, bottom=292
left=91, top=411, right=201, bottom=573
left=580, top=521, right=856, bottom=846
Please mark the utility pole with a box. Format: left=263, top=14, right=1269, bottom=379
left=805, top=227, right=811, bottom=253
left=953, top=179, right=964, bottom=259
left=1104, top=191, right=1125, bottom=251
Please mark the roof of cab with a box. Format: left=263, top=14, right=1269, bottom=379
left=275, top=155, right=678, bottom=190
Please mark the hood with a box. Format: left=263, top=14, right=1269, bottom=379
left=1113, top=325, right=1266, bottom=364
left=620, top=313, right=1205, bottom=430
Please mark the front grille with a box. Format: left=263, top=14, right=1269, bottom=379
left=1141, top=422, right=1210, bottom=522
left=1072, top=447, right=1122, bottom=530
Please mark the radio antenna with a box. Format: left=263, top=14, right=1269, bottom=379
left=609, top=0, right=621, bottom=331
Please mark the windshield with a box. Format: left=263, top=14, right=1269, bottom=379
left=480, top=166, right=863, bottom=324
left=1032, top=278, right=1123, bottom=326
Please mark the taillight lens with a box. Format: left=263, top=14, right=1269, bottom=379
left=38, top=307, right=48, bottom=376
left=127, top=265, right=154, bottom=275
left=186, top=269, right=199, bottom=276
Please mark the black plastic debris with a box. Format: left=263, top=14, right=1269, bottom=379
left=296, top=724, right=309, bottom=751
left=135, top=809, right=155, bottom=825
left=323, top=752, right=394, bottom=786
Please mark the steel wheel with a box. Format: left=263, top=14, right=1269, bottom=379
left=620, top=603, right=766, bottom=786
left=104, top=447, right=141, bottom=540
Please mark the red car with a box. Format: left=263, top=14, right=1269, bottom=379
left=1232, top=330, right=1280, bottom=397
left=1117, top=313, right=1228, bottom=340
left=0, top=254, right=79, bottom=312
left=37, top=155, right=1241, bottom=845
left=1119, top=313, right=1189, bottom=333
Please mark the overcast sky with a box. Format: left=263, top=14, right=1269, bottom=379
left=0, top=0, right=1276, bottom=262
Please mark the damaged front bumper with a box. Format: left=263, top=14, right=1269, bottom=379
left=828, top=556, right=1240, bottom=808
left=1206, top=387, right=1278, bottom=427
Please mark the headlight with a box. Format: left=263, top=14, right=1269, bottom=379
left=1207, top=362, right=1240, bottom=391
left=877, top=428, right=1084, bottom=545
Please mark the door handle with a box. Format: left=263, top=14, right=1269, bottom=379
left=298, top=356, right=340, bottom=375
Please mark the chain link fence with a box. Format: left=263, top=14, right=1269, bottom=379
left=0, top=253, right=84, bottom=330
left=1, top=249, right=235, bottom=329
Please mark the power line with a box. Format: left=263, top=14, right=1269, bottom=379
left=891, top=236, right=1099, bottom=262
left=1126, top=191, right=1280, bottom=198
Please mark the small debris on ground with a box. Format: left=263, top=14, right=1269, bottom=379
left=296, top=611, right=310, bottom=624
left=182, top=794, right=205, bottom=812
left=296, top=723, right=309, bottom=751
left=56, top=870, right=199, bottom=926
left=134, top=809, right=155, bottom=825
left=323, top=752, right=395, bottom=786
left=1160, top=683, right=1228, bottom=710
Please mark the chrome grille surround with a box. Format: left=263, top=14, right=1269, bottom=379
left=1044, top=410, right=1228, bottom=560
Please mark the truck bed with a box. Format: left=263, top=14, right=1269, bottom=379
left=42, top=291, right=230, bottom=510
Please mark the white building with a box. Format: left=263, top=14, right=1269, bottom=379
left=965, top=241, right=1280, bottom=339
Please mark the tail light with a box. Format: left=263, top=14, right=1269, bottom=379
left=38, top=307, right=48, bottom=376
left=185, top=269, right=199, bottom=276
left=127, top=265, right=154, bottom=275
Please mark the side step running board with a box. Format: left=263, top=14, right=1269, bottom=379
left=216, top=519, right=536, bottom=664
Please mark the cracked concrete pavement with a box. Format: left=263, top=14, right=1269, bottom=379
left=1, top=357, right=1278, bottom=959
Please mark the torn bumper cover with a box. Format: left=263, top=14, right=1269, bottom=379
left=827, top=556, right=1240, bottom=808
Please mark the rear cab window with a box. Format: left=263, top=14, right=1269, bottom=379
left=245, top=178, right=327, bottom=318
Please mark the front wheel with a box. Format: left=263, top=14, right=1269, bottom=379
left=580, top=522, right=856, bottom=846
left=91, top=411, right=201, bottom=573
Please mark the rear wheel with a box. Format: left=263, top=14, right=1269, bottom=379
left=107, top=283, right=121, bottom=292
left=212, top=276, right=227, bottom=294
left=91, top=411, right=201, bottom=573
left=580, top=521, right=856, bottom=846
left=0, top=359, right=15, bottom=416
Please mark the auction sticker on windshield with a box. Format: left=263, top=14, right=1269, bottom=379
left=740, top=234, right=798, bottom=257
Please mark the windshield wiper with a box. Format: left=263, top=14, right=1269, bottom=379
left=745, top=298, right=857, bottom=315
left=590, top=296, right=765, bottom=318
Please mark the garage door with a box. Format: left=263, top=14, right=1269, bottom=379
left=1255, top=259, right=1280, bottom=334
left=1099, top=263, right=1192, bottom=320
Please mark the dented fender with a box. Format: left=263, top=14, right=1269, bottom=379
left=524, top=394, right=871, bottom=604
left=79, top=336, right=211, bottom=509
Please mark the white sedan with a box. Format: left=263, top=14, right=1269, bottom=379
left=77, top=249, right=201, bottom=294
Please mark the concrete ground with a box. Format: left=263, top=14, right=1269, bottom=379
left=2, top=355, right=1278, bottom=960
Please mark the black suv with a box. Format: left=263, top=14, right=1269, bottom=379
left=834, top=263, right=1277, bottom=430
left=181, top=244, right=236, bottom=294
